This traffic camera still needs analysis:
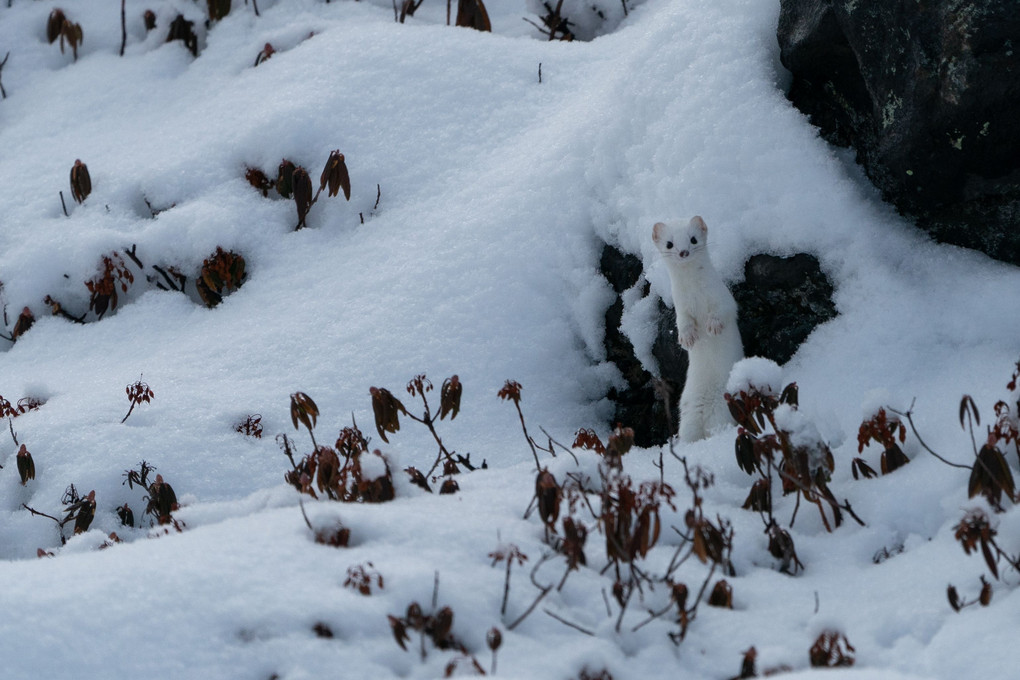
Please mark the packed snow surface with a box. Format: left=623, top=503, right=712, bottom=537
left=0, top=0, right=1018, bottom=678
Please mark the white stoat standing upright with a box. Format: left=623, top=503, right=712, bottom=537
left=652, top=216, right=743, bottom=442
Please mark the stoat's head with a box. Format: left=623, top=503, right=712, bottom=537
left=652, top=216, right=709, bottom=261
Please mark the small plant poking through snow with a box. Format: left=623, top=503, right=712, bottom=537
left=247, top=151, right=352, bottom=230
left=86, top=252, right=134, bottom=320
left=344, top=563, right=384, bottom=595
left=166, top=15, right=199, bottom=57
left=808, top=630, right=855, bottom=668
left=46, top=9, right=83, bottom=61
left=854, top=407, right=909, bottom=478
left=122, top=377, right=154, bottom=423
left=69, top=159, right=91, bottom=204
left=235, top=414, right=263, bottom=438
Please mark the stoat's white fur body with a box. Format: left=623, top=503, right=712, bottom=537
left=653, top=216, right=743, bottom=442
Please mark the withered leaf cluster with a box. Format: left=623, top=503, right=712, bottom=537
left=388, top=602, right=460, bottom=655
left=728, top=382, right=844, bottom=532
left=344, top=563, right=384, bottom=596
left=808, top=630, right=855, bottom=668
left=47, top=9, right=83, bottom=61
left=535, top=468, right=560, bottom=529
left=85, top=252, right=134, bottom=319
left=455, top=0, right=491, bottom=31
left=371, top=387, right=406, bottom=443
left=529, top=0, right=576, bottom=41
left=62, top=486, right=97, bottom=535
left=968, top=444, right=1015, bottom=510
left=197, top=246, right=246, bottom=307
left=235, top=413, right=263, bottom=439
left=145, top=474, right=178, bottom=524
left=69, top=159, right=91, bottom=204
left=166, top=15, right=198, bottom=57
left=320, top=150, right=351, bottom=201
left=707, top=579, right=733, bottom=608
left=290, top=391, right=319, bottom=433
left=853, top=407, right=909, bottom=479
left=249, top=152, right=352, bottom=229
left=9, top=307, right=35, bottom=342
left=603, top=478, right=674, bottom=564
left=572, top=428, right=606, bottom=454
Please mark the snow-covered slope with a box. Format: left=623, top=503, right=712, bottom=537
left=0, top=0, right=1018, bottom=677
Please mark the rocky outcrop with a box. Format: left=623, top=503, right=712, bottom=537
left=778, top=0, right=1020, bottom=265
left=599, top=245, right=835, bottom=446
left=732, top=253, right=837, bottom=365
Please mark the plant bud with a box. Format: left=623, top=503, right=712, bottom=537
left=319, top=150, right=351, bottom=200
left=70, top=159, right=91, bottom=204
left=16, top=444, right=35, bottom=485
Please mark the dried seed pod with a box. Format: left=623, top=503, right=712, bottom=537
left=439, top=478, right=459, bottom=495
left=70, top=159, right=91, bottom=204
left=16, top=444, right=35, bottom=485
left=405, top=602, right=424, bottom=630
left=439, top=375, right=462, bottom=420
left=707, top=579, right=733, bottom=608
left=535, top=469, right=561, bottom=528
left=117, top=503, right=135, bottom=527
left=319, top=150, right=351, bottom=200
left=143, top=10, right=157, bottom=31
left=486, top=627, right=502, bottom=651
left=979, top=577, right=993, bottom=606
left=11, top=306, right=34, bottom=342
left=276, top=159, right=295, bottom=198
left=292, top=166, right=313, bottom=229
left=430, top=606, right=454, bottom=647
left=60, top=21, right=84, bottom=60
left=671, top=582, right=689, bottom=611
left=880, top=443, right=910, bottom=474
left=47, top=9, right=67, bottom=44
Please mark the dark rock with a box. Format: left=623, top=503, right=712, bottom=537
left=732, top=253, right=837, bottom=366
left=778, top=0, right=1020, bottom=265
left=599, top=244, right=686, bottom=447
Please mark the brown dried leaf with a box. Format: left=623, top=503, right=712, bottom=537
left=439, top=375, right=462, bottom=420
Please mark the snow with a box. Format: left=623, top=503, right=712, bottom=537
left=1, top=0, right=1019, bottom=678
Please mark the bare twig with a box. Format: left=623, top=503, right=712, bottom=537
left=889, top=403, right=972, bottom=470
left=0, top=52, right=9, bottom=99
left=507, top=553, right=555, bottom=630
left=119, top=0, right=127, bottom=56
left=59, top=191, right=69, bottom=216
left=543, top=608, right=595, bottom=635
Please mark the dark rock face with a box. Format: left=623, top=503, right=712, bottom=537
left=732, top=253, right=837, bottom=366
left=598, top=245, right=835, bottom=446
left=778, top=0, right=1020, bottom=265
left=600, top=245, right=686, bottom=447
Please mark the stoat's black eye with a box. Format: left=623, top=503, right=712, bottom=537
left=690, top=236, right=698, bottom=245
left=665, top=241, right=673, bottom=249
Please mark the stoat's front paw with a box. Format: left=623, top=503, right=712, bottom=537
left=678, top=324, right=699, bottom=349
left=706, top=316, right=725, bottom=335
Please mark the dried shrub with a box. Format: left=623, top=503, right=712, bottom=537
left=809, top=630, right=855, bottom=667
left=526, top=1, right=576, bottom=41
left=603, top=477, right=674, bottom=564
left=69, top=159, right=91, bottom=203
left=197, top=247, right=246, bottom=307
left=235, top=414, right=264, bottom=438
left=344, top=563, right=384, bottom=595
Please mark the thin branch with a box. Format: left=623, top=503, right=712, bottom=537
left=59, top=191, right=69, bottom=217
left=0, top=52, right=9, bottom=99
left=507, top=553, right=555, bottom=630
left=543, top=608, right=595, bottom=636
left=120, top=0, right=127, bottom=56
left=21, top=503, right=61, bottom=525
left=889, top=403, right=972, bottom=470
left=539, top=426, right=579, bottom=464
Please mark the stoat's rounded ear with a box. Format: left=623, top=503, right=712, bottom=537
left=690, top=216, right=708, bottom=234
left=653, top=222, right=667, bottom=243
